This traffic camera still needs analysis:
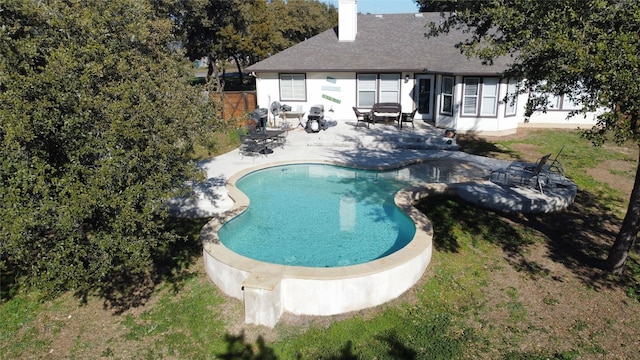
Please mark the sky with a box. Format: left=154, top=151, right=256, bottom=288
left=324, top=0, right=419, bottom=14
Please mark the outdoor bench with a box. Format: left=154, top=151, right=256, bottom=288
left=370, top=102, right=402, bottom=126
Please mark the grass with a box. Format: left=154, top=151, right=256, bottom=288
left=1, top=129, right=639, bottom=359
left=0, top=292, right=47, bottom=357
left=119, top=276, right=231, bottom=359
left=271, top=236, right=490, bottom=358
left=192, top=125, right=242, bottom=160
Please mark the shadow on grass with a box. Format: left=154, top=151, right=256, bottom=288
left=215, top=309, right=466, bottom=359
left=456, top=132, right=522, bottom=160
left=216, top=333, right=357, bottom=360
left=98, top=217, right=210, bottom=314
left=517, top=189, right=640, bottom=295
left=415, top=188, right=640, bottom=300
left=414, top=194, right=534, bottom=256
left=456, top=133, right=640, bottom=296
left=217, top=332, right=278, bottom=360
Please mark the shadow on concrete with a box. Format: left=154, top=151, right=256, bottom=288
left=168, top=176, right=229, bottom=218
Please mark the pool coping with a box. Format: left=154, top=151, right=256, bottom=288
left=200, top=160, right=449, bottom=327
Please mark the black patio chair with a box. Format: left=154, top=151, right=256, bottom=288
left=400, top=108, right=417, bottom=129
left=237, top=128, right=263, bottom=159
left=353, top=107, right=372, bottom=128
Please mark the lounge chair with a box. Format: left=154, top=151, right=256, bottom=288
left=353, top=107, right=372, bottom=128
left=490, top=153, right=552, bottom=193
left=525, top=145, right=565, bottom=178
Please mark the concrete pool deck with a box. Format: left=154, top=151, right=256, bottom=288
left=174, top=118, right=577, bottom=327
left=174, top=119, right=575, bottom=217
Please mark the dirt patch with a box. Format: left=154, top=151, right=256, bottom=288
left=587, top=159, right=637, bottom=196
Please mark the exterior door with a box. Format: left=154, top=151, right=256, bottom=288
left=415, top=75, right=434, bottom=121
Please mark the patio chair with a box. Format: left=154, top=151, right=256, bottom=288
left=237, top=128, right=263, bottom=159
left=353, top=107, right=372, bottom=128
left=400, top=108, right=417, bottom=129
left=525, top=145, right=565, bottom=178
left=490, top=153, right=552, bottom=193
left=274, top=122, right=289, bottom=148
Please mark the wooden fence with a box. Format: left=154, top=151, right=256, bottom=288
left=219, top=91, right=257, bottom=121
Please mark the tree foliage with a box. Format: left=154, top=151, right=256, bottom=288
left=416, top=0, right=459, bottom=12
left=424, top=0, right=640, bottom=273
left=0, top=0, right=221, bottom=298
left=166, top=0, right=337, bottom=77
left=270, top=0, right=339, bottom=49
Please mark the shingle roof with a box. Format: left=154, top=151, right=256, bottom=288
left=246, top=13, right=512, bottom=74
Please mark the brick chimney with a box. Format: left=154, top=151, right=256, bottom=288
left=339, top=0, right=357, bottom=42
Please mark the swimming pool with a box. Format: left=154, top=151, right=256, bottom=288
left=218, top=164, right=418, bottom=267
left=201, top=160, right=462, bottom=327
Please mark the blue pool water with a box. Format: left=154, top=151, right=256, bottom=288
left=218, top=163, right=452, bottom=267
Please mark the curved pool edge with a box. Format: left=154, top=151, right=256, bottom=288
left=201, top=160, right=449, bottom=328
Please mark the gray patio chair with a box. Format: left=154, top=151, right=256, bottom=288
left=525, top=145, right=565, bottom=178
left=353, top=107, right=372, bottom=128
left=490, top=153, right=552, bottom=193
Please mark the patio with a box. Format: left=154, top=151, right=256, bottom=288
left=171, top=118, right=576, bottom=218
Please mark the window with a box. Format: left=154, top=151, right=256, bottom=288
left=440, top=76, right=454, bottom=115
left=379, top=74, right=400, bottom=103
left=357, top=74, right=377, bottom=107
left=279, top=74, right=306, bottom=101
left=462, top=78, right=479, bottom=115
left=546, top=94, right=561, bottom=109
left=544, top=94, right=582, bottom=110
left=531, top=81, right=585, bottom=111
left=480, top=77, right=498, bottom=116
left=505, top=79, right=518, bottom=116
left=462, top=77, right=499, bottom=117
left=561, top=94, right=581, bottom=110
left=357, top=73, right=400, bottom=107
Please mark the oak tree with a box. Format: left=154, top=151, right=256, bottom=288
left=423, top=0, right=640, bottom=273
left=0, top=0, right=220, bottom=297
left=168, top=0, right=337, bottom=86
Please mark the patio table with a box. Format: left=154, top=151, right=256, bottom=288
left=249, top=129, right=285, bottom=154
left=278, top=111, right=306, bottom=129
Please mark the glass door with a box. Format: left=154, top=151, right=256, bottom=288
left=415, top=75, right=434, bottom=121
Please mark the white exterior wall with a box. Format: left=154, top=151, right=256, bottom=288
left=307, top=72, right=358, bottom=120
left=525, top=105, right=601, bottom=128
left=400, top=72, right=416, bottom=114
left=255, top=72, right=599, bottom=134
left=448, top=76, right=526, bottom=135
left=255, top=72, right=358, bottom=124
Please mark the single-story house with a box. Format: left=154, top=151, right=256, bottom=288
left=246, top=0, right=598, bottom=135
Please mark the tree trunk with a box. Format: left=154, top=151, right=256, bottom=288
left=606, top=144, right=640, bottom=274
left=206, top=53, right=221, bottom=93
left=233, top=54, right=244, bottom=85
